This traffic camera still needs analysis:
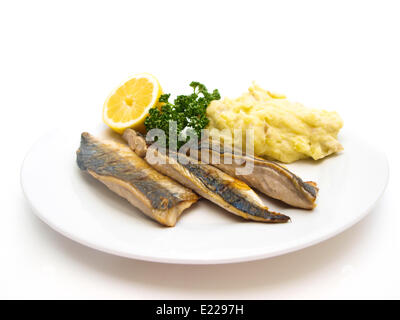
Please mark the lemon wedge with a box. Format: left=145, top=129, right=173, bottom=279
left=103, top=73, right=162, bottom=133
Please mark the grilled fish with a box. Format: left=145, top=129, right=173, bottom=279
left=198, top=142, right=318, bottom=209
left=144, top=148, right=290, bottom=223
left=76, top=132, right=198, bottom=227
left=123, top=129, right=318, bottom=209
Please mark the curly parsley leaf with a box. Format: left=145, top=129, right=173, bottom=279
left=144, top=82, right=221, bottom=148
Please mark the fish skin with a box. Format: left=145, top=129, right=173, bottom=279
left=123, top=128, right=318, bottom=209
left=76, top=132, right=198, bottom=227
left=198, top=142, right=318, bottom=209
left=145, top=148, right=290, bottom=223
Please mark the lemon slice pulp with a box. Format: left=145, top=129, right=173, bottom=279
left=103, top=73, right=162, bottom=133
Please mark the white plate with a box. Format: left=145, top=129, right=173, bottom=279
left=21, top=125, right=389, bottom=264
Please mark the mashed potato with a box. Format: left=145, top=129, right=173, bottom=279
left=206, top=84, right=343, bottom=163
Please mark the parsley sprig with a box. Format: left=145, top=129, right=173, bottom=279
left=144, top=81, right=220, bottom=148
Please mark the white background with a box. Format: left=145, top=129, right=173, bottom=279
left=1, top=0, right=399, bottom=299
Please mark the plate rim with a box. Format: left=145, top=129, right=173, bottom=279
left=20, top=129, right=390, bottom=264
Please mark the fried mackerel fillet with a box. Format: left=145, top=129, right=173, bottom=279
left=145, top=149, right=290, bottom=223
left=123, top=128, right=318, bottom=210
left=198, top=142, right=319, bottom=209
left=136, top=144, right=289, bottom=223
left=76, top=132, right=198, bottom=227
left=123, top=130, right=289, bottom=223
